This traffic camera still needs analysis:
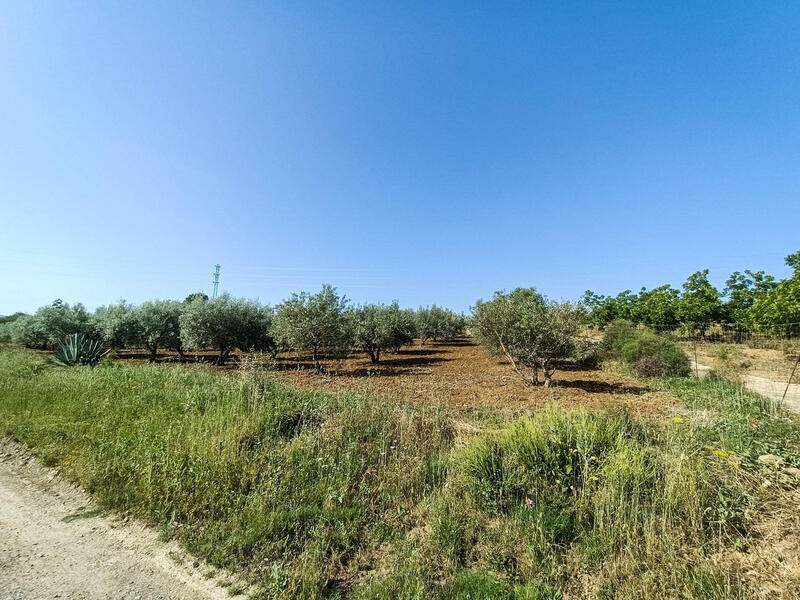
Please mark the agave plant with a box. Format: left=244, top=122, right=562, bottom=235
left=49, top=333, right=109, bottom=367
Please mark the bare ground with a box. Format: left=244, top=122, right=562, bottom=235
left=117, top=340, right=682, bottom=419
left=0, top=438, right=246, bottom=600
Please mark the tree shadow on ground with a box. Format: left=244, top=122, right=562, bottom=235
left=272, top=354, right=449, bottom=377
left=554, top=379, right=648, bottom=395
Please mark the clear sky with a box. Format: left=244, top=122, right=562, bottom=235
left=2, top=1, right=799, bottom=315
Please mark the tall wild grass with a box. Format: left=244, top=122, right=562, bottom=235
left=0, top=349, right=787, bottom=599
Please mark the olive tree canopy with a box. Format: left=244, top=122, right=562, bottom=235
left=273, top=284, right=351, bottom=371
left=180, top=294, right=274, bottom=365
left=471, top=288, right=586, bottom=387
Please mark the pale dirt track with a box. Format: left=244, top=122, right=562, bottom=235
left=0, top=438, right=242, bottom=600
left=693, top=361, right=800, bottom=414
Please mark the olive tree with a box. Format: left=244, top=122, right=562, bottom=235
left=471, top=288, right=585, bottom=387
left=133, top=300, right=186, bottom=360
left=273, top=285, right=351, bottom=371
left=389, top=307, right=417, bottom=352
left=93, top=302, right=140, bottom=348
left=416, top=305, right=465, bottom=344
left=179, top=294, right=274, bottom=365
left=9, top=300, right=94, bottom=349
left=351, top=302, right=413, bottom=363
left=0, top=313, right=27, bottom=343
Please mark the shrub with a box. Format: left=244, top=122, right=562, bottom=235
left=599, top=320, right=690, bottom=378
left=48, top=333, right=108, bottom=367
left=453, top=406, right=716, bottom=566
left=273, top=285, right=351, bottom=371
left=470, top=289, right=585, bottom=387
left=179, top=294, right=274, bottom=365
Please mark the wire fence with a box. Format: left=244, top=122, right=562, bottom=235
left=649, top=322, right=800, bottom=350
left=644, top=322, right=800, bottom=400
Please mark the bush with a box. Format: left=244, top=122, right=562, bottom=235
left=273, top=285, right=351, bottom=371
left=179, top=294, right=274, bottom=365
left=452, top=406, right=716, bottom=567
left=470, top=289, right=585, bottom=387
left=599, top=320, right=690, bottom=378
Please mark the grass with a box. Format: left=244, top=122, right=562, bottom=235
left=658, top=376, right=800, bottom=467
left=1, top=347, right=798, bottom=598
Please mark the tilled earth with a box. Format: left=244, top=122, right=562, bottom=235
left=272, top=340, right=679, bottom=417
left=117, top=339, right=680, bottom=418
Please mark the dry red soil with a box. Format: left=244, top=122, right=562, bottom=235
left=120, top=339, right=679, bottom=417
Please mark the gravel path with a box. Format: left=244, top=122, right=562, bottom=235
left=0, top=438, right=242, bottom=600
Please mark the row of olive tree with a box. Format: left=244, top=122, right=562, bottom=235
left=271, top=286, right=464, bottom=370
left=1, top=287, right=466, bottom=368
left=583, top=250, right=800, bottom=331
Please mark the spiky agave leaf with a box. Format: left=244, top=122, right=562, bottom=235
left=48, top=333, right=109, bottom=367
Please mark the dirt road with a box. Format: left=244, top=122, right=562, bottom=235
left=693, top=361, right=800, bottom=414
left=0, top=438, right=241, bottom=600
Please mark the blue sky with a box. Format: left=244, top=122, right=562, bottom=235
left=1, top=1, right=799, bottom=314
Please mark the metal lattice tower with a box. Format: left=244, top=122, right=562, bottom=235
left=212, top=264, right=221, bottom=299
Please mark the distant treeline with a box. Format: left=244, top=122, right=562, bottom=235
left=583, top=250, right=800, bottom=331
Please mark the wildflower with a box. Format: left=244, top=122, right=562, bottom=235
left=751, top=419, right=758, bottom=427
left=320, top=421, right=328, bottom=429
left=672, top=417, right=684, bottom=424
left=444, top=482, right=449, bottom=489
left=525, top=497, right=533, bottom=507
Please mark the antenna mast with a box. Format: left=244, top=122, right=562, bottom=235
left=212, top=264, right=221, bottom=299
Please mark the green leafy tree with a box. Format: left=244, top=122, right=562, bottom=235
left=785, top=250, right=800, bottom=273
left=630, top=285, right=680, bottom=328
left=471, top=288, right=586, bottom=387
left=748, top=251, right=800, bottom=332
left=179, top=294, right=273, bottom=365
left=273, top=285, right=351, bottom=371
left=676, top=270, right=724, bottom=331
left=583, top=290, right=638, bottom=327
left=723, top=270, right=776, bottom=323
